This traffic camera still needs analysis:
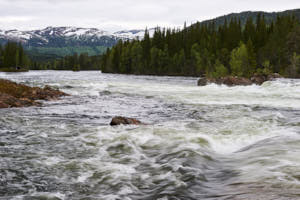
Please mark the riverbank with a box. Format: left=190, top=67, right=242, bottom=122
left=0, top=79, right=68, bottom=108
left=0, top=68, right=29, bottom=72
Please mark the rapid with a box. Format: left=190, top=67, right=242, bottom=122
left=0, top=71, right=300, bottom=200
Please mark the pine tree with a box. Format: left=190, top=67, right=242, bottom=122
left=230, top=42, right=247, bottom=77
left=287, top=52, right=300, bottom=77
left=246, top=39, right=257, bottom=76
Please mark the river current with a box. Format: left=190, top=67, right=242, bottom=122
left=0, top=71, right=300, bottom=200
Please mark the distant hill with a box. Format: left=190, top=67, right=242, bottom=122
left=199, top=9, right=300, bottom=27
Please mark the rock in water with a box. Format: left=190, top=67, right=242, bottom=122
left=267, top=73, right=282, bottom=80
left=250, top=75, right=267, bottom=85
left=110, top=116, right=143, bottom=126
left=197, top=78, right=208, bottom=86
left=197, top=73, right=283, bottom=87
left=222, top=76, right=252, bottom=86
left=197, top=76, right=252, bottom=86
left=0, top=79, right=69, bottom=109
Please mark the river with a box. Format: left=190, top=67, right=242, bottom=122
left=0, top=71, right=300, bottom=200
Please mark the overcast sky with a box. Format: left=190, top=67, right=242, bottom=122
left=0, top=0, right=300, bottom=31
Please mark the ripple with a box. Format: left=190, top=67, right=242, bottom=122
left=0, top=71, right=299, bottom=199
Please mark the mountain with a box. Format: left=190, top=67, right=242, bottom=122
left=0, top=27, right=155, bottom=60
left=199, top=9, right=300, bottom=27
left=1, top=8, right=299, bottom=61
left=0, top=27, right=154, bottom=47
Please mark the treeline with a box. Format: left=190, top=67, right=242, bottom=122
left=0, top=42, right=31, bottom=71
left=31, top=53, right=102, bottom=71
left=100, top=14, right=300, bottom=78
left=0, top=41, right=102, bottom=71
left=27, top=46, right=107, bottom=62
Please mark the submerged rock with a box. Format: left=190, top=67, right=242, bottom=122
left=197, top=76, right=252, bottom=86
left=220, top=76, right=252, bottom=86
left=197, top=78, right=209, bottom=86
left=110, top=116, right=143, bottom=126
left=0, top=79, right=69, bottom=109
left=250, top=73, right=283, bottom=85
left=267, top=73, right=282, bottom=80
left=197, top=74, right=282, bottom=87
left=250, top=74, right=267, bottom=85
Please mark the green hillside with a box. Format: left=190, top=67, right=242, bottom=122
left=99, top=11, right=300, bottom=78
left=26, top=46, right=107, bottom=61
left=200, top=9, right=300, bottom=27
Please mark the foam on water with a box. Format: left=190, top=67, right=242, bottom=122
left=104, top=79, right=300, bottom=109
left=0, top=71, right=300, bottom=199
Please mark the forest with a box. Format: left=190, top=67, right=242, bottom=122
left=0, top=42, right=102, bottom=71
left=1, top=14, right=300, bottom=78
left=0, top=42, right=31, bottom=72
left=30, top=53, right=102, bottom=71
left=100, top=14, right=300, bottom=78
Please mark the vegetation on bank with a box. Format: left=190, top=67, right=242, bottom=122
left=100, top=14, right=300, bottom=78
left=30, top=52, right=102, bottom=71
left=1, top=13, right=300, bottom=78
left=0, top=42, right=30, bottom=72
left=27, top=45, right=107, bottom=61
left=0, top=42, right=103, bottom=71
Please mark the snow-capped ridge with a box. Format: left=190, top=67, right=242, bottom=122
left=0, top=26, right=155, bottom=49
left=113, top=28, right=155, bottom=39
left=0, top=26, right=154, bottom=42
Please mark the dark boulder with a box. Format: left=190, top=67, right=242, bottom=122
left=197, top=78, right=209, bottom=86
left=251, top=75, right=267, bottom=85
left=221, top=76, right=252, bottom=86
left=110, top=116, right=143, bottom=126
left=251, top=73, right=283, bottom=85
left=267, top=73, right=282, bottom=80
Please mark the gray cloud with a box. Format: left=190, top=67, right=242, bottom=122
left=0, top=0, right=300, bottom=31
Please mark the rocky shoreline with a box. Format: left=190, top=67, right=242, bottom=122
left=0, top=79, right=68, bottom=108
left=197, top=73, right=282, bottom=86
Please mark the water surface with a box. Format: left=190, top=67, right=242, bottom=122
left=0, top=71, right=300, bottom=200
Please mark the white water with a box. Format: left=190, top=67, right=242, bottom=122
left=0, top=71, right=300, bottom=200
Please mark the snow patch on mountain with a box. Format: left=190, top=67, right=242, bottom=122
left=0, top=29, right=31, bottom=41
left=0, top=26, right=154, bottom=43
left=113, top=28, right=155, bottom=39
left=0, top=26, right=156, bottom=48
